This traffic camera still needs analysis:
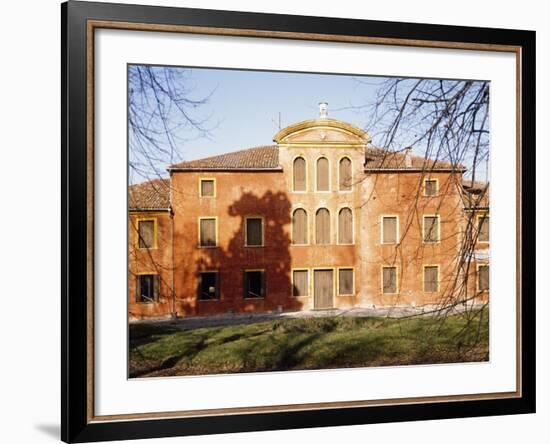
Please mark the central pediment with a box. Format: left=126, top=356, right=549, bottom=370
left=273, top=118, right=371, bottom=145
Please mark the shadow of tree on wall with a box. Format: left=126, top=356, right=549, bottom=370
left=194, top=189, right=303, bottom=315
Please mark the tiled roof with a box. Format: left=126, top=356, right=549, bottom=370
left=364, top=147, right=463, bottom=171
left=129, top=178, right=170, bottom=210
left=169, top=145, right=280, bottom=170
left=462, top=180, right=489, bottom=209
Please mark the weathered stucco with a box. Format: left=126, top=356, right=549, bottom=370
left=128, top=117, right=488, bottom=319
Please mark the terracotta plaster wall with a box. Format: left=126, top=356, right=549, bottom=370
left=360, top=171, right=467, bottom=307
left=128, top=211, right=174, bottom=319
left=170, top=170, right=300, bottom=316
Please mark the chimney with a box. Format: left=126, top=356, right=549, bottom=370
left=319, top=102, right=328, bottom=119
left=404, top=146, right=413, bottom=168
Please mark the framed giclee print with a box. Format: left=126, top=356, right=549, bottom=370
left=61, top=1, right=536, bottom=442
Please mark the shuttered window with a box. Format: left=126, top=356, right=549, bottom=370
left=316, top=157, right=329, bottom=191
left=292, top=209, right=308, bottom=245
left=293, top=157, right=306, bottom=192
left=339, top=157, right=352, bottom=191
left=338, top=208, right=353, bottom=244
left=478, top=215, right=489, bottom=242
left=198, top=272, right=219, bottom=300
left=200, top=179, right=215, bottom=197
left=138, top=219, right=155, bottom=249
left=199, top=218, right=217, bottom=247
left=424, top=179, right=438, bottom=196
left=423, top=216, right=440, bottom=242
left=292, top=270, right=309, bottom=297
left=136, top=274, right=159, bottom=303
left=382, top=216, right=398, bottom=244
left=382, top=267, right=397, bottom=294
left=244, top=271, right=265, bottom=299
left=338, top=268, right=354, bottom=295
left=478, top=265, right=489, bottom=291
left=424, top=266, right=439, bottom=292
left=245, top=218, right=263, bottom=246
left=315, top=208, right=330, bottom=244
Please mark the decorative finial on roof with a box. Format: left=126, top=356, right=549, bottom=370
left=319, top=102, right=328, bottom=119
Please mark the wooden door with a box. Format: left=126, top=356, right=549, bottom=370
left=314, top=269, right=334, bottom=309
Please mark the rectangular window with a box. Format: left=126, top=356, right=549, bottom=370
left=292, top=270, right=309, bottom=297
left=478, top=215, right=489, bottom=242
left=244, top=271, right=265, bottom=299
left=199, top=218, right=217, bottom=247
left=478, top=265, right=489, bottom=291
left=423, top=215, right=440, bottom=242
left=198, top=272, right=219, bottom=300
left=338, top=268, right=354, bottom=295
left=245, top=217, right=263, bottom=246
left=138, top=219, right=156, bottom=249
left=382, top=267, right=397, bottom=294
left=424, top=179, right=438, bottom=196
left=200, top=179, right=215, bottom=197
left=423, top=266, right=439, bottom=292
left=136, top=274, right=159, bottom=303
left=382, top=216, right=398, bottom=244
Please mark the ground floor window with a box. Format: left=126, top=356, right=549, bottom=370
left=478, top=265, right=489, bottom=291
left=244, top=270, right=265, bottom=299
left=423, top=265, right=439, bottom=292
left=292, top=270, right=309, bottom=297
left=136, top=274, right=159, bottom=303
left=198, top=272, right=219, bottom=300
left=382, top=266, right=398, bottom=294
left=338, top=268, right=354, bottom=295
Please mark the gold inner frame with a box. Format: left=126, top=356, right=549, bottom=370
left=86, top=19, right=523, bottom=423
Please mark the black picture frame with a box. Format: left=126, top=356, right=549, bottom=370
left=61, top=1, right=536, bottom=442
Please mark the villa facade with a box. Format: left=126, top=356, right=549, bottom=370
left=128, top=105, right=489, bottom=319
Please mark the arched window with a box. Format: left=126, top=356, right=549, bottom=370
left=339, top=157, right=352, bottom=191
left=292, top=208, right=308, bottom=245
left=338, top=208, right=353, bottom=244
left=315, top=208, right=330, bottom=244
left=293, top=157, right=306, bottom=192
left=316, top=157, right=329, bottom=191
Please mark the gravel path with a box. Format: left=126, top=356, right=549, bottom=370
left=131, top=304, right=486, bottom=330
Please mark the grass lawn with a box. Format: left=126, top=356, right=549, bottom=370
left=129, top=309, right=488, bottom=378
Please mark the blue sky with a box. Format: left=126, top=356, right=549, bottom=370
left=161, top=67, right=380, bottom=160
left=128, top=66, right=489, bottom=183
